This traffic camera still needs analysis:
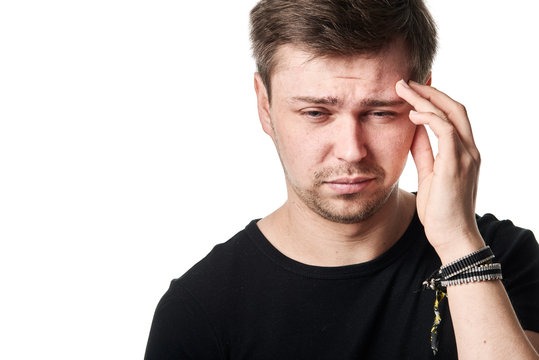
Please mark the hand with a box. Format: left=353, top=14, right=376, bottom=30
left=395, top=80, right=484, bottom=264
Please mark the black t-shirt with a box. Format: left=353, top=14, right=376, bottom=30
left=145, top=213, right=539, bottom=359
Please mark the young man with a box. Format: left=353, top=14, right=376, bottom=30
left=145, top=1, right=539, bottom=358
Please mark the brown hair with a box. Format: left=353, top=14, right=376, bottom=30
left=250, top=0, right=437, bottom=99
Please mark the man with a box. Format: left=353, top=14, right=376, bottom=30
left=145, top=0, right=539, bottom=358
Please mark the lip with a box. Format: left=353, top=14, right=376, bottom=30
left=324, top=177, right=375, bottom=195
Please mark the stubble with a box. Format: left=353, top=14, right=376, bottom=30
left=291, top=163, right=396, bottom=224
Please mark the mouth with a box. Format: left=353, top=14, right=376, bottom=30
left=323, top=177, right=376, bottom=195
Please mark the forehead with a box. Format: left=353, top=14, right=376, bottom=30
left=270, top=43, right=412, bottom=100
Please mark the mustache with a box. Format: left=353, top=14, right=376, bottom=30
left=313, top=163, right=385, bottom=185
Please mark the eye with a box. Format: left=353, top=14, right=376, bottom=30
left=364, top=111, right=397, bottom=122
left=371, top=111, right=395, bottom=118
left=300, top=109, right=330, bottom=122
left=306, top=110, right=325, bottom=118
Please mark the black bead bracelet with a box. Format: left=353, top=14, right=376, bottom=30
left=439, top=246, right=495, bottom=279
left=422, top=246, right=503, bottom=356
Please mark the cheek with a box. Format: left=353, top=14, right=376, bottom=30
left=368, top=121, right=416, bottom=165
left=274, top=124, right=325, bottom=177
left=396, top=122, right=417, bottom=150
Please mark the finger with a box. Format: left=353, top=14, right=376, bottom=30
left=410, top=125, right=434, bottom=184
left=397, top=80, right=479, bottom=162
left=408, top=81, right=479, bottom=159
left=395, top=80, right=448, bottom=123
left=409, top=110, right=462, bottom=163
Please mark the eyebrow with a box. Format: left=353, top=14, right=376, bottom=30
left=288, top=96, right=406, bottom=108
left=361, top=99, right=406, bottom=107
left=289, top=96, right=341, bottom=106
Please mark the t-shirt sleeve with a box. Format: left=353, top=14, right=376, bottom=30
left=482, top=216, right=539, bottom=333
left=144, top=280, right=223, bottom=360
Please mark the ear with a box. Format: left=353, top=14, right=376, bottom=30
left=254, top=73, right=274, bottom=138
left=425, top=72, right=432, bottom=86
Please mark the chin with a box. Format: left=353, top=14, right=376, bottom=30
left=299, top=183, right=398, bottom=224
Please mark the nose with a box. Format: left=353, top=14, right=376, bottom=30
left=332, top=116, right=367, bottom=163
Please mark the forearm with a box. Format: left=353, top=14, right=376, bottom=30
left=437, top=237, right=539, bottom=359
left=447, top=279, right=538, bottom=359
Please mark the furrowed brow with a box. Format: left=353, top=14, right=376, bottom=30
left=289, top=96, right=341, bottom=106
left=360, top=99, right=407, bottom=107
left=288, top=96, right=407, bottom=108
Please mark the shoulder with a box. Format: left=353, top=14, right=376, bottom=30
left=145, top=221, right=263, bottom=359
left=176, top=220, right=262, bottom=293
left=477, top=213, right=535, bottom=241
left=476, top=213, right=538, bottom=259
left=162, top=219, right=272, bottom=318
left=152, top=220, right=261, bottom=308
left=476, top=213, right=539, bottom=330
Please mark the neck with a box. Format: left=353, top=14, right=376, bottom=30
left=258, top=188, right=416, bottom=267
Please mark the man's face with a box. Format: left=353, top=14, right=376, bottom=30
left=255, top=42, right=417, bottom=223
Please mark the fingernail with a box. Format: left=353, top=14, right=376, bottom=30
left=409, top=110, right=418, bottom=116
left=399, top=79, right=411, bottom=89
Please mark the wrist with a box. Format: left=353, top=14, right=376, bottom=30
left=432, top=231, right=486, bottom=266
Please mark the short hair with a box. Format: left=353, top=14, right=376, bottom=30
left=250, top=0, right=437, bottom=100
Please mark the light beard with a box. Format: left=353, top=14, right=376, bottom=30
left=290, top=163, right=396, bottom=224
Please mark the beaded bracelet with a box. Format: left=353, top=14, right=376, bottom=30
left=440, top=263, right=502, bottom=287
left=439, top=246, right=495, bottom=279
left=422, top=246, right=503, bottom=356
left=423, top=246, right=496, bottom=290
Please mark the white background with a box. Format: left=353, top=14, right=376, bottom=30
left=1, top=1, right=537, bottom=358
